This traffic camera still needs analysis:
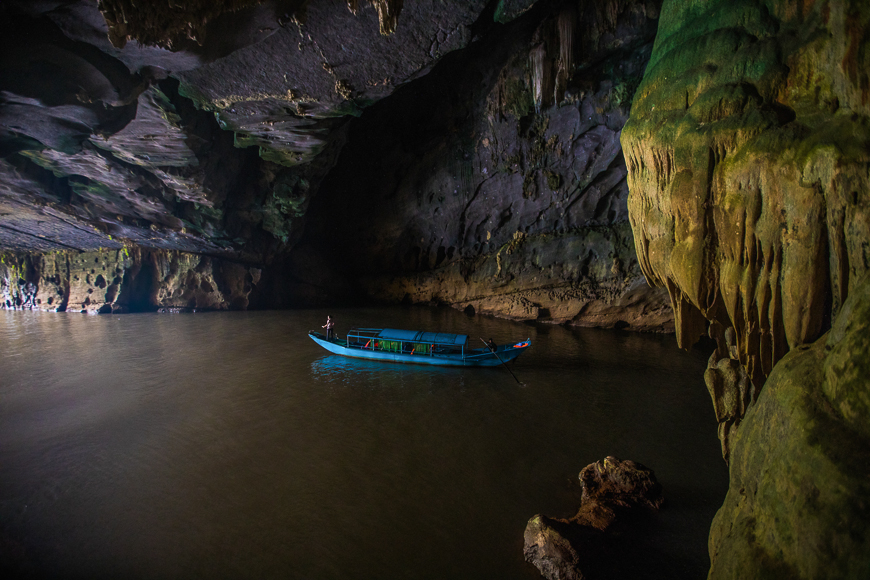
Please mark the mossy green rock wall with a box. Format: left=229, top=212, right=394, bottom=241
left=708, top=274, right=870, bottom=579
left=622, top=0, right=870, bottom=576
left=622, top=0, right=870, bottom=448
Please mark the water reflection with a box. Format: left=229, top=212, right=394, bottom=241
left=311, top=355, right=468, bottom=387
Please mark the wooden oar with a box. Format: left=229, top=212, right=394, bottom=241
left=480, top=338, right=521, bottom=384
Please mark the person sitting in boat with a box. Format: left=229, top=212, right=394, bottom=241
left=487, top=338, right=497, bottom=352
left=322, top=315, right=335, bottom=340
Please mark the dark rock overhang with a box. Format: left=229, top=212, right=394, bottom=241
left=0, top=0, right=536, bottom=260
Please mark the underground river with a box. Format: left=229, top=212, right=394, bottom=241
left=1, top=307, right=728, bottom=579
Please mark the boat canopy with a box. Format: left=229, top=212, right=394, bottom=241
left=376, top=328, right=468, bottom=346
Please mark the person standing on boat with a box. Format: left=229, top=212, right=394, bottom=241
left=487, top=338, right=497, bottom=352
left=323, top=315, right=335, bottom=340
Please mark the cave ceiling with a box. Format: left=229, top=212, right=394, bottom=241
left=0, top=0, right=534, bottom=262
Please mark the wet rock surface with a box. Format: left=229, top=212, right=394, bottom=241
left=524, top=456, right=664, bottom=580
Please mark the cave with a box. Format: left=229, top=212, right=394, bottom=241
left=1, top=1, right=868, bottom=579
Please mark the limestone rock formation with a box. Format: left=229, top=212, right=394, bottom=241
left=1, top=248, right=260, bottom=313
left=621, top=0, right=870, bottom=576
left=622, top=0, right=870, bottom=452
left=494, top=0, right=540, bottom=24
left=295, top=0, right=673, bottom=331
left=703, top=324, right=757, bottom=461
left=524, top=457, right=664, bottom=580
left=172, top=0, right=488, bottom=165
left=708, top=274, right=870, bottom=579
left=524, top=515, right=588, bottom=580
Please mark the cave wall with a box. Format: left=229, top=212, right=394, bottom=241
left=1, top=248, right=261, bottom=313
left=621, top=0, right=870, bottom=576
left=293, top=0, right=674, bottom=332
left=0, top=2, right=299, bottom=261
left=1, top=0, right=679, bottom=333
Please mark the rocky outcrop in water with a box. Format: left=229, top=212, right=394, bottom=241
left=524, top=457, right=664, bottom=580
left=1, top=248, right=260, bottom=313
left=293, top=0, right=673, bottom=331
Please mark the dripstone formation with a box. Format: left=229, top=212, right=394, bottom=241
left=622, top=0, right=870, bottom=577
left=1, top=248, right=260, bottom=313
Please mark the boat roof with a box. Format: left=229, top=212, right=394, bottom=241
left=376, top=328, right=468, bottom=346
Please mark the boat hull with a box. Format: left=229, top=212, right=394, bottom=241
left=308, top=332, right=529, bottom=367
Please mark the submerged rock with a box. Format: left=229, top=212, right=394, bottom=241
left=524, top=456, right=663, bottom=580
left=524, top=515, right=586, bottom=580
left=577, top=456, right=664, bottom=512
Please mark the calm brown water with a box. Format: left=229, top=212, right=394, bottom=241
left=1, top=307, right=728, bottom=579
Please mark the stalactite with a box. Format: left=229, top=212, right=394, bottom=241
left=344, top=0, right=402, bottom=35
left=603, top=0, right=621, bottom=31
left=557, top=7, right=575, bottom=77
left=98, top=0, right=265, bottom=48
left=530, top=44, right=546, bottom=114
left=371, top=0, right=403, bottom=36
left=553, top=7, right=576, bottom=104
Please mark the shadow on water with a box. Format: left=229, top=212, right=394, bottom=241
left=310, top=355, right=477, bottom=394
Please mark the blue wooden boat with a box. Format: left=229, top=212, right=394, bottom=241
left=308, top=327, right=531, bottom=367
